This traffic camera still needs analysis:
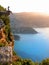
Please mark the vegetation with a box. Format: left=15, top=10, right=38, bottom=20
left=0, top=58, right=48, bottom=65
left=12, top=58, right=49, bottom=65
left=0, top=58, right=49, bottom=65
left=13, top=50, right=17, bottom=55
left=0, top=5, right=49, bottom=65
left=0, top=5, right=11, bottom=38
left=0, top=5, right=13, bottom=47
left=0, top=43, right=5, bottom=47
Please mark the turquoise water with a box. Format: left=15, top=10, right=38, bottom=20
left=14, top=28, right=49, bottom=62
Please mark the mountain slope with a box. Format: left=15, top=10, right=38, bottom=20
left=10, top=13, right=38, bottom=34
left=10, top=12, right=49, bottom=34
left=10, top=12, right=49, bottom=28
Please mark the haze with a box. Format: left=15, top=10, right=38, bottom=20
left=0, top=0, right=49, bottom=15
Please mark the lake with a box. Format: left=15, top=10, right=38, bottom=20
left=14, top=28, right=49, bottom=62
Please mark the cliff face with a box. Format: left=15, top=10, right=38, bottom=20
left=0, top=6, right=14, bottom=64
left=0, top=47, right=12, bottom=62
left=0, top=19, right=14, bottom=47
left=0, top=19, right=14, bottom=63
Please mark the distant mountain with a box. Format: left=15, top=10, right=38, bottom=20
left=11, top=27, right=37, bottom=34
left=9, top=12, right=49, bottom=34
left=9, top=13, right=38, bottom=34
left=10, top=12, right=49, bottom=28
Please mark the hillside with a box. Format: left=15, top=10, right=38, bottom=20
left=10, top=12, right=49, bottom=28
left=11, top=27, right=37, bottom=34
left=10, top=13, right=39, bottom=34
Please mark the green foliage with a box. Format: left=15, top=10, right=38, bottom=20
left=0, top=5, right=12, bottom=42
left=0, top=5, right=10, bottom=26
left=2, top=62, right=9, bottom=65
left=40, top=58, right=49, bottom=65
left=0, top=43, right=5, bottom=47
left=5, top=25, right=10, bottom=34
left=35, top=62, right=39, bottom=65
left=22, top=59, right=35, bottom=65
left=12, top=58, right=35, bottom=65
left=0, top=62, right=2, bottom=65
left=1, top=16, right=10, bottom=25
left=12, top=58, right=49, bottom=65
left=0, top=5, right=6, bottom=11
left=12, top=61, right=22, bottom=65
left=13, top=50, right=17, bottom=55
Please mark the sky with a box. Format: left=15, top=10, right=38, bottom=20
left=0, top=0, right=49, bottom=14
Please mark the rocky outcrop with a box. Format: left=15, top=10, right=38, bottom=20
left=0, top=6, right=14, bottom=65
left=0, top=19, right=14, bottom=63
left=0, top=46, right=12, bottom=62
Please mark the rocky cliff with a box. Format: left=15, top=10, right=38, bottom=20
left=0, top=5, right=14, bottom=65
